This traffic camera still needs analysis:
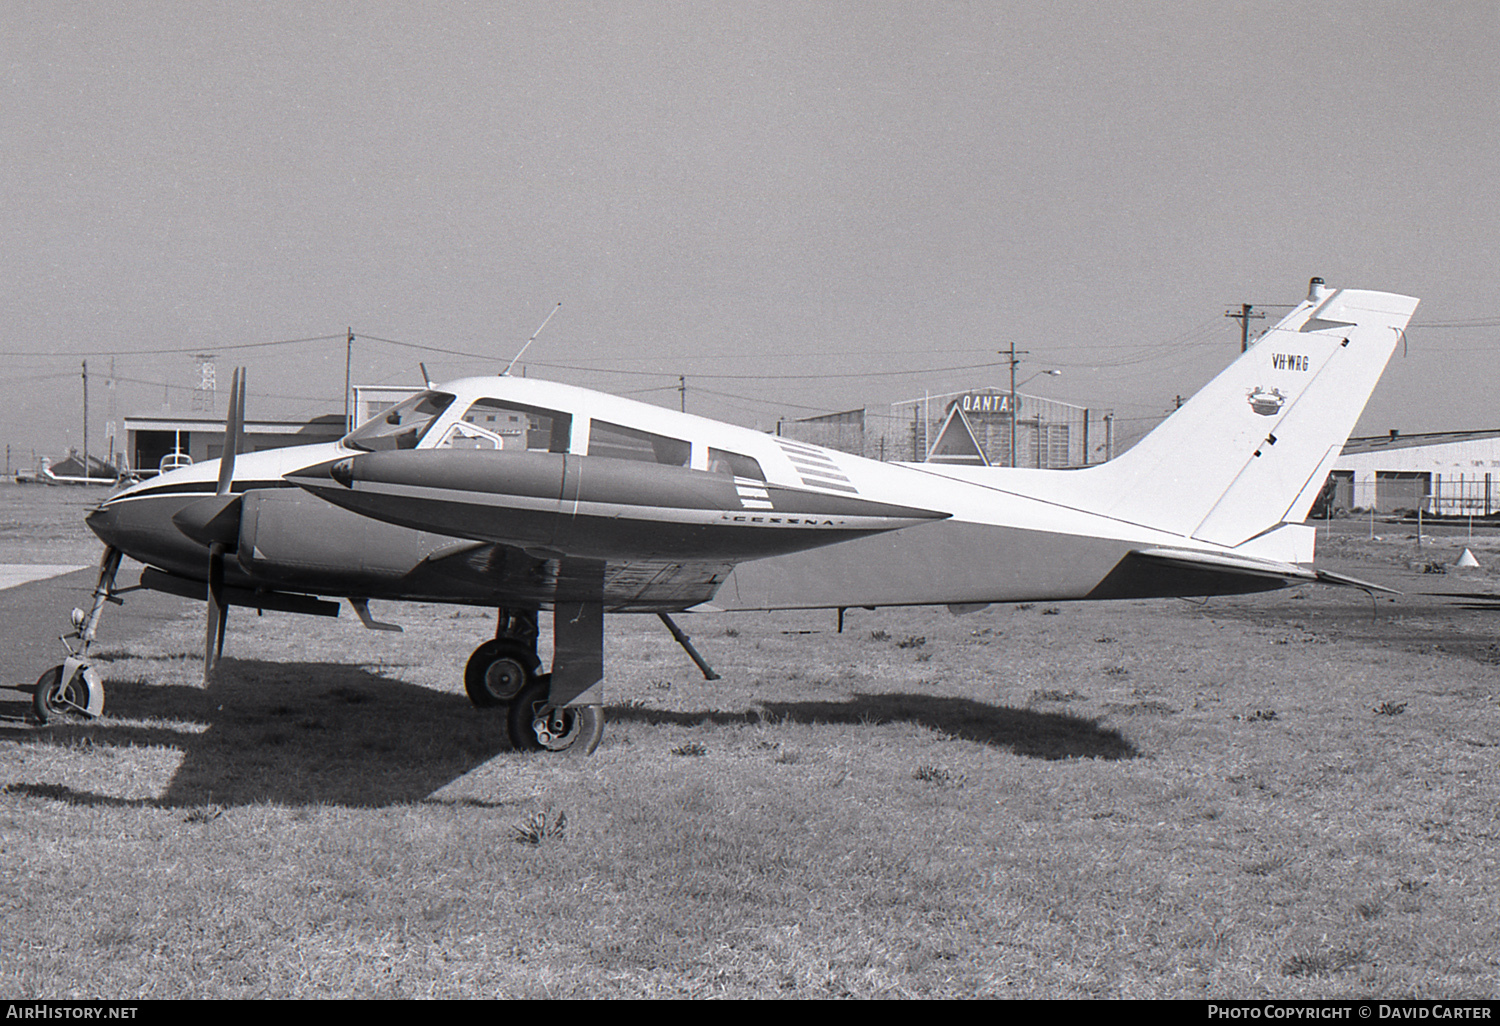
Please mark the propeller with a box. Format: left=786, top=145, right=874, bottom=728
left=200, top=367, right=245, bottom=681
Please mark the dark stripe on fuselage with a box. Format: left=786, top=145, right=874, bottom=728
left=322, top=449, right=940, bottom=522
left=102, top=479, right=294, bottom=503
left=298, top=481, right=922, bottom=562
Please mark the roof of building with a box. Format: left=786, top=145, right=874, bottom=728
left=123, top=413, right=344, bottom=435
left=45, top=451, right=120, bottom=477
left=1341, top=428, right=1500, bottom=455
left=891, top=387, right=1091, bottom=416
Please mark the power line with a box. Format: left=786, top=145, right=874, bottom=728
left=686, top=384, right=840, bottom=414
left=0, top=334, right=347, bottom=359
left=522, top=359, right=1009, bottom=382
left=1410, top=318, right=1500, bottom=328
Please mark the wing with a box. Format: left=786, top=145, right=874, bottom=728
left=416, top=541, right=734, bottom=612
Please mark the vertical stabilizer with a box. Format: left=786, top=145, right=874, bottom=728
left=1077, top=282, right=1418, bottom=546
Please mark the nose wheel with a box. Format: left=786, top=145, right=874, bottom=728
left=35, top=547, right=122, bottom=723
left=32, top=658, right=105, bottom=724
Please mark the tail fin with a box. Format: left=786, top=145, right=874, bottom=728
left=1079, top=280, right=1418, bottom=547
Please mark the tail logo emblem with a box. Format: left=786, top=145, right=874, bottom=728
left=1247, top=387, right=1286, bottom=416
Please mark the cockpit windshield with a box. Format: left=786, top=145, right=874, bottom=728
left=435, top=398, right=572, bottom=453
left=344, top=391, right=456, bottom=452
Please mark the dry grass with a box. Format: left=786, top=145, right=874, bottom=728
left=2, top=496, right=1499, bottom=997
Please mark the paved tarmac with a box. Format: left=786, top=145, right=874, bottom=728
left=0, top=563, right=191, bottom=720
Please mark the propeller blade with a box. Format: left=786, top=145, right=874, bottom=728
left=204, top=370, right=244, bottom=682
left=215, top=368, right=245, bottom=497
left=205, top=542, right=227, bottom=681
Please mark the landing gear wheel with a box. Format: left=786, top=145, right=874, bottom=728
left=32, top=664, right=101, bottom=724
left=464, top=640, right=539, bottom=708
left=506, top=676, right=604, bottom=754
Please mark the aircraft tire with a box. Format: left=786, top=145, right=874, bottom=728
left=507, top=676, right=603, bottom=754
left=464, top=639, right=539, bottom=708
left=32, top=664, right=98, bottom=724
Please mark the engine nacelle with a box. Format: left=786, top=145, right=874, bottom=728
left=236, top=488, right=440, bottom=591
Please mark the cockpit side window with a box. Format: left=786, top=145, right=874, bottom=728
left=344, top=392, right=455, bottom=452
left=437, top=398, right=572, bottom=453
left=588, top=420, right=691, bottom=466
left=707, top=448, right=765, bottom=481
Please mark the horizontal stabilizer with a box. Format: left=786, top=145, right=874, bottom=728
left=1133, top=546, right=1318, bottom=583
left=1130, top=547, right=1397, bottom=594
left=1310, top=567, right=1400, bottom=595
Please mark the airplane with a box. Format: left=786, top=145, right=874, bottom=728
left=39, top=278, right=1419, bottom=755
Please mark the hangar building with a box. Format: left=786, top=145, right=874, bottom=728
left=1325, top=429, right=1500, bottom=516
left=121, top=385, right=419, bottom=477
left=781, top=388, right=1114, bottom=468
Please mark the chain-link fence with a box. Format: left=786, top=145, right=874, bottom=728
left=1321, top=470, right=1500, bottom=517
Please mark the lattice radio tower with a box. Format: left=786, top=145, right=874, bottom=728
left=191, top=354, right=217, bottom=412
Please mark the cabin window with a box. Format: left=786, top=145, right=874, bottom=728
left=345, top=391, right=455, bottom=451
left=707, top=448, right=765, bottom=481
left=588, top=420, right=691, bottom=466
left=438, top=398, right=571, bottom=452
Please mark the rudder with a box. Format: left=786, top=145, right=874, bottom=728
left=1078, top=280, right=1419, bottom=546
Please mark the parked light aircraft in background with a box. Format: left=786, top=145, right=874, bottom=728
left=41, top=279, right=1418, bottom=754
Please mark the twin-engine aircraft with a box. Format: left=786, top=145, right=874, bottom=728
left=44, top=280, right=1418, bottom=754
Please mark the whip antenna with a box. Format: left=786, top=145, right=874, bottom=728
left=502, top=302, right=561, bottom=376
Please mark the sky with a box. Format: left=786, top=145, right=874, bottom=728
left=3, top=1, right=1498, bottom=463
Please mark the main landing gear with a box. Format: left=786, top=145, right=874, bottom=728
left=33, top=546, right=122, bottom=724
left=464, top=610, right=541, bottom=708
left=465, top=606, right=604, bottom=754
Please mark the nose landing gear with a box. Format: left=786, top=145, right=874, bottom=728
left=34, top=546, right=123, bottom=724
left=32, top=657, right=105, bottom=724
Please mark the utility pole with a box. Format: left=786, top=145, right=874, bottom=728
left=81, top=360, right=89, bottom=481
left=679, top=375, right=686, bottom=413
left=1001, top=342, right=1029, bottom=468
left=1225, top=304, right=1266, bottom=352
left=107, top=356, right=116, bottom=471
left=345, top=328, right=354, bottom=434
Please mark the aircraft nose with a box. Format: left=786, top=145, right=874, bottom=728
left=84, top=503, right=119, bottom=547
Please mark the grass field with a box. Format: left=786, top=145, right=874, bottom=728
left=2, top=489, right=1498, bottom=998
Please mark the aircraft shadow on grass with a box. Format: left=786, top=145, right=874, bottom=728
left=609, top=695, right=1136, bottom=762
left=3, top=659, right=507, bottom=810
left=1428, top=591, right=1500, bottom=611
left=2, top=660, right=1135, bottom=810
